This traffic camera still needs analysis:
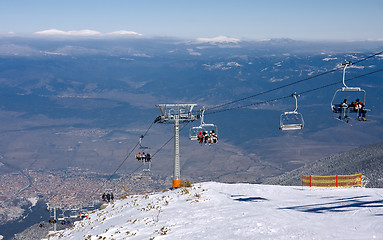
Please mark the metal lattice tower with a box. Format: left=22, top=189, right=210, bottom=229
left=155, top=104, right=198, bottom=188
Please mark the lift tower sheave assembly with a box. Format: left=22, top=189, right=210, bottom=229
left=155, top=104, right=198, bottom=188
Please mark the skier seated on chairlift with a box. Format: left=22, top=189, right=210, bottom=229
left=350, top=98, right=367, bottom=121
left=338, top=99, right=349, bottom=120
left=136, top=152, right=142, bottom=161
left=145, top=152, right=151, bottom=162
left=209, top=130, right=218, bottom=144
left=197, top=132, right=204, bottom=144
left=203, top=131, right=209, bottom=144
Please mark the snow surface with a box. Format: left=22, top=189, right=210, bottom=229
left=48, top=182, right=383, bottom=240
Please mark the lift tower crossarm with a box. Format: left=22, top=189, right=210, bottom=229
left=155, top=104, right=198, bottom=123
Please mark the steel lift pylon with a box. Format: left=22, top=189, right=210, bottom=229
left=155, top=104, right=198, bottom=188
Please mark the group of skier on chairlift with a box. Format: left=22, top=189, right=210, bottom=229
left=330, top=60, right=369, bottom=124
left=197, top=130, right=218, bottom=144
left=136, top=152, right=151, bottom=162
left=337, top=98, right=367, bottom=121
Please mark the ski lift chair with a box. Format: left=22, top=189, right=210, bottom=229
left=331, top=61, right=367, bottom=115
left=189, top=125, right=203, bottom=141
left=141, top=163, right=153, bottom=179
left=58, top=210, right=66, bottom=221
left=133, top=155, right=152, bottom=179
left=280, top=93, right=304, bottom=131
left=189, top=107, right=218, bottom=141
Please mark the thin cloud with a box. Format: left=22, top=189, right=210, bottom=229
left=35, top=29, right=101, bottom=36
left=34, top=29, right=143, bottom=37
left=107, top=30, right=143, bottom=36
left=195, top=36, right=241, bottom=44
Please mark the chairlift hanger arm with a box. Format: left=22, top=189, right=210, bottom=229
left=341, top=61, right=352, bottom=89
left=199, top=107, right=207, bottom=125
left=339, top=60, right=363, bottom=91
left=291, top=92, right=299, bottom=113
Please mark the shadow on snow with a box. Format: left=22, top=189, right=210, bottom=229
left=279, top=195, right=383, bottom=213
left=232, top=196, right=268, bottom=202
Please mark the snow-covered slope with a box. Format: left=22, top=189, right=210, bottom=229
left=47, top=182, right=383, bottom=240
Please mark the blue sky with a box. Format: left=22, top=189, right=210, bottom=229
left=1, top=0, right=382, bottom=40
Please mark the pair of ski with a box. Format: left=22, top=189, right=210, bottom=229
left=334, top=116, right=367, bottom=125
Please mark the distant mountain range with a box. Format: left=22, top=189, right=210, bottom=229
left=262, top=142, right=383, bottom=188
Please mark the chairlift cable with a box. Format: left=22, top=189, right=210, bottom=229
left=92, top=121, right=155, bottom=195
left=206, top=68, right=338, bottom=112
left=299, top=68, right=383, bottom=96
left=346, top=68, right=383, bottom=82
left=106, top=121, right=155, bottom=181
left=207, top=68, right=383, bottom=115
left=151, top=122, right=190, bottom=158
left=208, top=95, right=290, bottom=115
left=206, top=50, right=383, bottom=112
left=351, top=50, right=383, bottom=65
left=93, top=120, right=189, bottom=196
left=93, top=161, right=145, bottom=198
